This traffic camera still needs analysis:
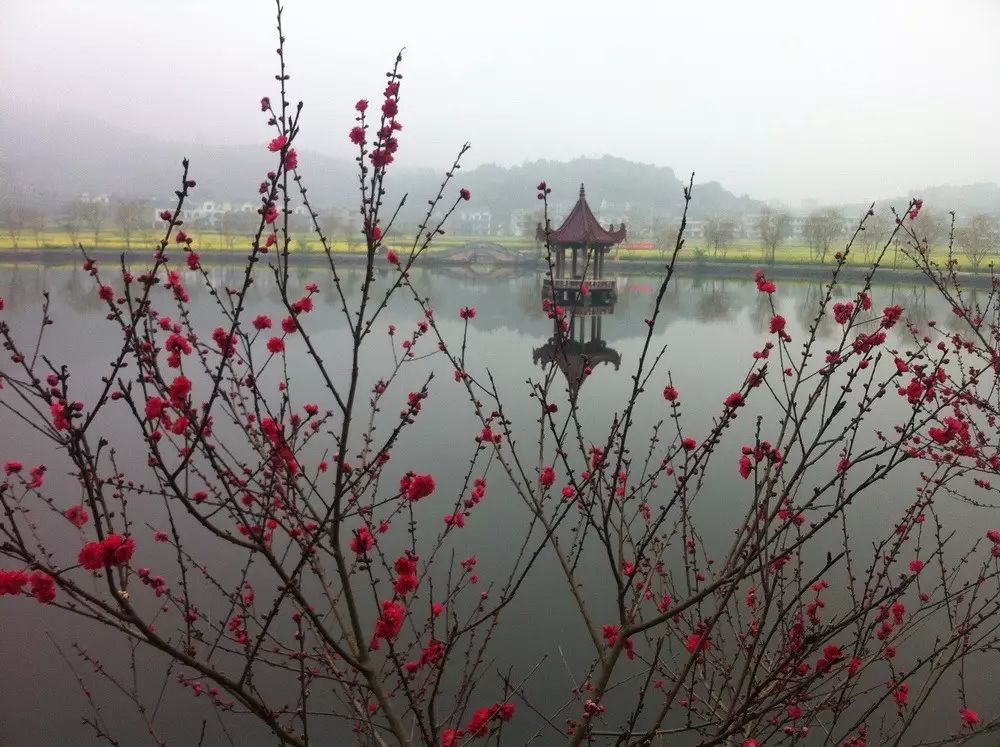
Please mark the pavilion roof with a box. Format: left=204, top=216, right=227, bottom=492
left=537, top=184, right=626, bottom=246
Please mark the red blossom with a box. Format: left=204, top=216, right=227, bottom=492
left=267, top=134, right=288, bottom=152
left=372, top=599, right=406, bottom=645
left=29, top=571, right=56, bottom=604
left=253, top=314, right=272, bottom=330
left=405, top=473, right=436, bottom=501
left=0, top=569, right=30, bottom=596
left=961, top=707, right=980, bottom=727
left=540, top=465, right=555, bottom=487
left=65, top=505, right=89, bottom=528
left=79, top=534, right=136, bottom=570
left=754, top=269, right=777, bottom=294
left=459, top=188, right=471, bottom=201
left=685, top=632, right=711, bottom=654
left=724, top=391, right=744, bottom=409
left=663, top=385, right=679, bottom=401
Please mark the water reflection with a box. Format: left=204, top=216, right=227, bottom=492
left=534, top=306, right=622, bottom=399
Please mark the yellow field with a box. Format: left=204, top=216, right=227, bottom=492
left=1, top=232, right=995, bottom=270
left=0, top=231, right=537, bottom=254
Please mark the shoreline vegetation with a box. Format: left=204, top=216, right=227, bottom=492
left=3, top=230, right=997, bottom=267
left=2, top=240, right=995, bottom=288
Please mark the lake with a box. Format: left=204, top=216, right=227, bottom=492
left=0, top=260, right=994, bottom=745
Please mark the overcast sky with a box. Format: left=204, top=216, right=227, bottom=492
left=4, top=0, right=999, bottom=204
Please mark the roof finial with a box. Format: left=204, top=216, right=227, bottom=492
left=579, top=183, right=586, bottom=199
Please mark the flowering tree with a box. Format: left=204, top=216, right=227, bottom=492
left=3, top=5, right=1000, bottom=746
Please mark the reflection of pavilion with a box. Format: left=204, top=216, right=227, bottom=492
left=538, top=184, right=625, bottom=305
left=533, top=307, right=621, bottom=399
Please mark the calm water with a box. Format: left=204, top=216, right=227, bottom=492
left=0, top=262, right=992, bottom=744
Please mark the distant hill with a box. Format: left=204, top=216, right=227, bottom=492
left=1, top=107, right=759, bottom=230
left=900, top=183, right=1000, bottom=216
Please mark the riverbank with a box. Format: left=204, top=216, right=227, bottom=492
left=1, top=246, right=994, bottom=287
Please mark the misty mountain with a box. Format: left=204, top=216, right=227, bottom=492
left=2, top=108, right=761, bottom=230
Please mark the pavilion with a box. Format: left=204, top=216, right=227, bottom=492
left=537, top=184, right=626, bottom=304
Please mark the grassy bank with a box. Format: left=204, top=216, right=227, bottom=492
left=2, top=232, right=996, bottom=271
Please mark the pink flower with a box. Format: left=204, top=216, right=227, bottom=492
left=349, top=126, right=365, bottom=145
left=350, top=527, right=375, bottom=555
left=29, top=571, right=56, bottom=604
left=253, top=314, right=272, bottom=330
left=65, top=505, right=90, bottom=528
left=459, top=188, right=471, bottom=201
left=754, top=269, right=776, bottom=294
left=267, top=134, right=288, bottom=152
left=459, top=306, right=476, bottom=319
left=260, top=96, right=270, bottom=111
left=355, top=99, right=368, bottom=112
left=4, top=460, right=23, bottom=475
left=738, top=454, right=752, bottom=479
left=961, top=707, right=980, bottom=727
left=685, top=632, right=711, bottom=654
left=662, top=385, right=679, bottom=401
left=909, top=559, right=925, bottom=573
left=0, top=569, right=29, bottom=596
left=373, top=599, right=406, bottom=643
left=381, top=98, right=398, bottom=117
left=540, top=465, right=555, bottom=487
left=724, top=391, right=744, bottom=409
left=682, top=437, right=696, bottom=450
left=51, top=402, right=72, bottom=430
left=281, top=316, right=298, bottom=333
left=387, top=250, right=400, bottom=265
left=266, top=337, right=285, bottom=353
left=769, top=315, right=786, bottom=333
left=405, top=473, right=436, bottom=501
left=283, top=148, right=298, bottom=170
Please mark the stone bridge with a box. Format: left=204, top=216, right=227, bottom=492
left=432, top=242, right=534, bottom=264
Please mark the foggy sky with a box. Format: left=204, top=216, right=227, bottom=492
left=4, top=0, right=999, bottom=204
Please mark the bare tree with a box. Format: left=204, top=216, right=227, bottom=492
left=60, top=201, right=87, bottom=246
left=703, top=215, right=736, bottom=257
left=756, top=207, right=791, bottom=264
left=1, top=196, right=27, bottom=248
left=25, top=205, right=47, bottom=247
left=859, top=211, right=893, bottom=264
left=803, top=208, right=843, bottom=263
left=956, top=213, right=998, bottom=272
left=114, top=200, right=146, bottom=250
left=1, top=202, right=25, bottom=249
left=910, top=208, right=946, bottom=249
left=655, top=220, right=680, bottom=261
left=81, top=199, right=107, bottom=246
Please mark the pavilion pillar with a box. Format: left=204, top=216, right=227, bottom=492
left=572, top=247, right=578, bottom=278
left=555, top=246, right=562, bottom=278
left=590, top=316, right=596, bottom=340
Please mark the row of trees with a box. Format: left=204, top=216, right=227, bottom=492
left=0, top=193, right=365, bottom=251
left=652, top=206, right=998, bottom=270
